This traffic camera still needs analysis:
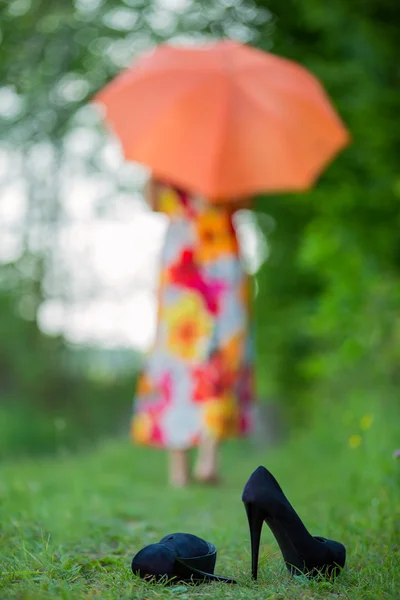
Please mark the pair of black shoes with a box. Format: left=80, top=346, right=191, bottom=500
left=132, top=465, right=346, bottom=584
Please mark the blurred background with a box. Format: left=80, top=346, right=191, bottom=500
left=1, top=0, right=399, bottom=459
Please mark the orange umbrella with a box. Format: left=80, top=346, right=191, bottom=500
left=94, top=40, right=350, bottom=201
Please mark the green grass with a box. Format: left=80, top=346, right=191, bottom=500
left=1, top=405, right=399, bottom=600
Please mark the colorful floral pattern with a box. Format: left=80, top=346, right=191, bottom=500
left=164, top=292, right=212, bottom=361
left=131, top=184, right=254, bottom=449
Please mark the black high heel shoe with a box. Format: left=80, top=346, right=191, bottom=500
left=242, top=466, right=346, bottom=580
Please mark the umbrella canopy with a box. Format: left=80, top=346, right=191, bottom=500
left=94, top=40, right=350, bottom=201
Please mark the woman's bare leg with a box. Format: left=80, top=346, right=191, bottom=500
left=168, top=450, right=189, bottom=487
left=193, top=435, right=220, bottom=483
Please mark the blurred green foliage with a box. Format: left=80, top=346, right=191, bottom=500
left=0, top=0, right=399, bottom=456
left=253, top=0, right=400, bottom=420
left=0, top=283, right=138, bottom=458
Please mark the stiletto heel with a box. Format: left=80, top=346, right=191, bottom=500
left=242, top=466, right=346, bottom=580
left=244, top=501, right=265, bottom=580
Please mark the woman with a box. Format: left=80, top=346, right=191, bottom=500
left=131, top=178, right=254, bottom=486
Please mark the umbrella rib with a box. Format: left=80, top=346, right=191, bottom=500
left=235, top=63, right=343, bottom=122
left=129, top=75, right=226, bottom=166
left=207, top=79, right=232, bottom=200
left=234, top=81, right=311, bottom=182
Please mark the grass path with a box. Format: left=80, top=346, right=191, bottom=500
left=1, top=420, right=399, bottom=599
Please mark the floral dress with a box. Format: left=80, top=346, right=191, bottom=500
left=131, top=183, right=254, bottom=449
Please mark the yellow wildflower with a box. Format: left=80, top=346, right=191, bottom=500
left=348, top=434, right=362, bottom=449
left=360, top=414, right=374, bottom=431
